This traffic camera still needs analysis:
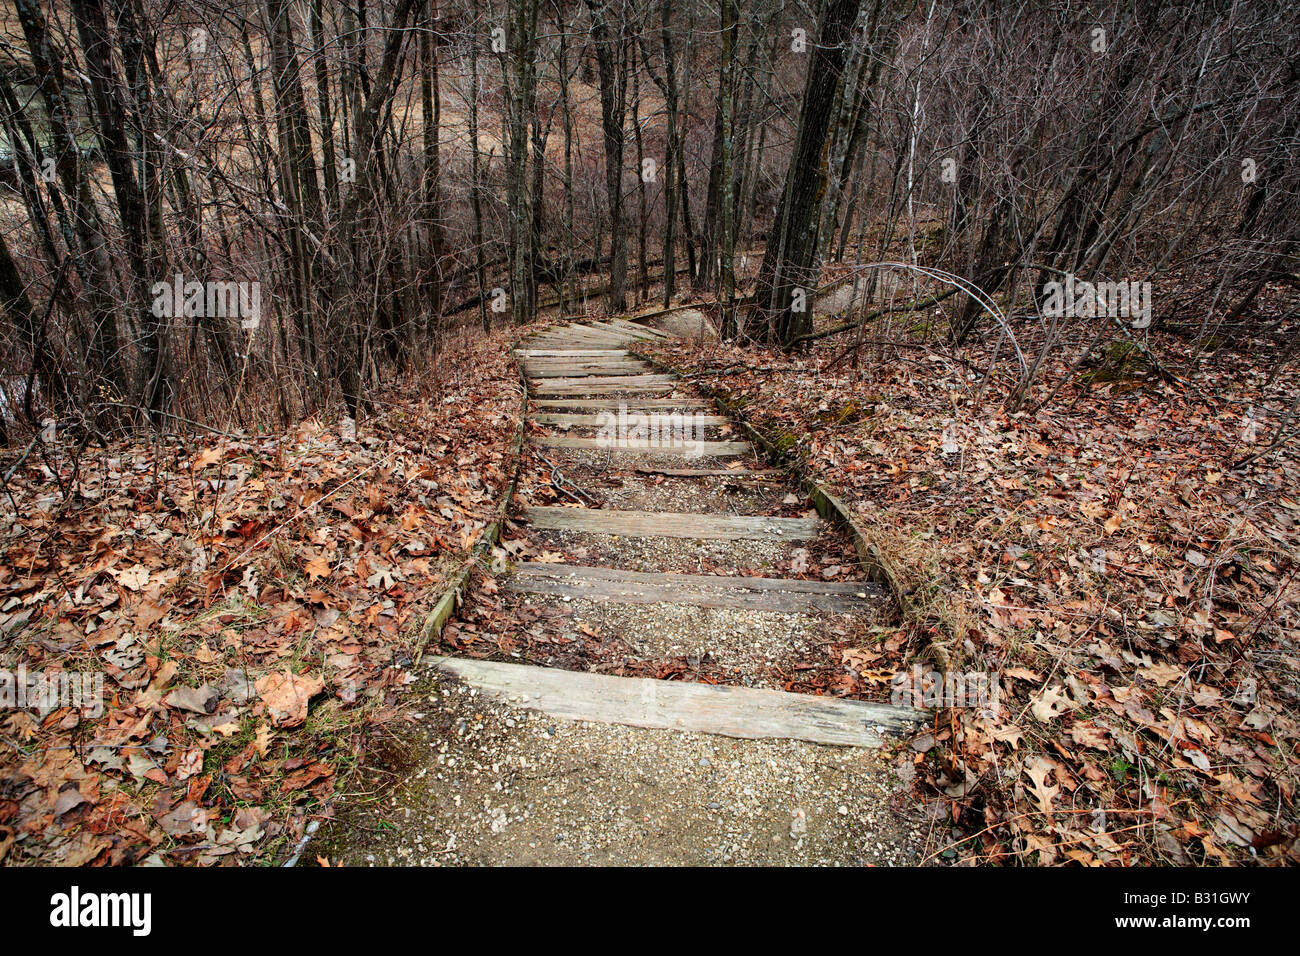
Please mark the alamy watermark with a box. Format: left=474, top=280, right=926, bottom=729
left=1042, top=273, right=1151, bottom=329
left=1, top=666, right=103, bottom=717
left=150, top=274, right=261, bottom=329
left=50, top=886, right=151, bottom=936
left=594, top=402, right=708, bottom=458
left=890, top=666, right=1000, bottom=717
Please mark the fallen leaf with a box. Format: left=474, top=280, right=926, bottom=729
left=255, top=670, right=325, bottom=728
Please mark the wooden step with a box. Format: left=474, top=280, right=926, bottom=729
left=522, top=506, right=820, bottom=541
left=534, top=412, right=730, bottom=427
left=522, top=356, right=644, bottom=366
left=516, top=348, right=631, bottom=358
left=522, top=351, right=640, bottom=360
left=520, top=356, right=642, bottom=369
left=608, top=317, right=671, bottom=338
left=634, top=466, right=782, bottom=478
left=533, top=397, right=711, bottom=410
left=533, top=373, right=674, bottom=387
left=430, top=656, right=924, bottom=747
left=508, top=562, right=885, bottom=613
left=527, top=337, right=626, bottom=349
left=590, top=320, right=661, bottom=341
left=533, top=381, right=676, bottom=396
left=531, top=331, right=631, bottom=345
left=524, top=363, right=652, bottom=378
left=537, top=436, right=753, bottom=456
left=556, top=325, right=636, bottom=343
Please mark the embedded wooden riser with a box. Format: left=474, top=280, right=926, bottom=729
left=508, top=562, right=885, bottom=613
left=522, top=506, right=820, bottom=541
left=430, top=656, right=924, bottom=747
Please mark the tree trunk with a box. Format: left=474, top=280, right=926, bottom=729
left=71, top=0, right=169, bottom=419
left=16, top=0, right=125, bottom=404
left=469, top=0, right=489, bottom=332
left=585, top=0, right=628, bottom=314
left=421, top=0, right=444, bottom=323
left=753, top=0, right=862, bottom=346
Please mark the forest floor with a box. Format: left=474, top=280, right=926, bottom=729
left=0, top=328, right=522, bottom=865
left=644, top=304, right=1300, bottom=865
left=4, top=292, right=1297, bottom=867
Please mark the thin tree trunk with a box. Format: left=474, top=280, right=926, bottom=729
left=16, top=0, right=125, bottom=403
left=469, top=0, right=489, bottom=332
left=585, top=0, right=628, bottom=313
left=421, top=0, right=444, bottom=324
left=72, top=0, right=169, bottom=418
left=631, top=43, right=650, bottom=302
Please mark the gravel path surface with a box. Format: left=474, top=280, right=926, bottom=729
left=310, top=669, right=932, bottom=866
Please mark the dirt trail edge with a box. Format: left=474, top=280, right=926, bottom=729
left=309, top=317, right=934, bottom=866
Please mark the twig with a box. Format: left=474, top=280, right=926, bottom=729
left=2, top=434, right=40, bottom=484
left=537, top=451, right=597, bottom=504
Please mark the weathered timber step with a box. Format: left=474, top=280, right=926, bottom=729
left=522, top=354, right=645, bottom=363
left=520, top=351, right=638, bottom=360
left=430, top=656, right=924, bottom=747
left=514, top=349, right=630, bottom=358
left=533, top=397, right=710, bottom=410
left=523, top=361, right=650, bottom=372
left=634, top=466, right=782, bottom=477
left=524, top=363, right=652, bottom=378
left=522, top=506, right=820, bottom=540
left=533, top=382, right=676, bottom=396
left=590, top=320, right=662, bottom=341
left=607, top=317, right=671, bottom=338
left=538, top=435, right=752, bottom=456
left=537, top=435, right=753, bottom=456
left=555, top=325, right=637, bottom=343
left=522, top=354, right=645, bottom=362
left=531, top=373, right=674, bottom=388
left=533, top=412, right=730, bottom=427
left=508, top=562, right=885, bottom=613
left=529, top=332, right=632, bottom=346
left=521, top=355, right=644, bottom=365
left=527, top=337, right=627, bottom=348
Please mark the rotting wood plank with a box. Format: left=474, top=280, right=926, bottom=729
left=515, top=349, right=630, bottom=358
left=633, top=466, right=781, bottom=477
left=532, top=382, right=677, bottom=396
left=590, top=320, right=662, bottom=341
left=429, top=656, right=924, bottom=747
left=523, top=355, right=648, bottom=366
left=533, top=412, right=730, bottom=427
left=508, top=562, right=884, bottom=613
left=607, top=317, right=671, bottom=338
left=525, top=366, right=636, bottom=374
left=537, top=436, right=753, bottom=456
left=531, top=374, right=675, bottom=388
left=522, top=506, right=820, bottom=540
left=600, top=317, right=663, bottom=335
left=555, top=324, right=636, bottom=343
left=529, top=330, right=632, bottom=344
left=547, top=330, right=627, bottom=344
left=532, top=397, right=711, bottom=410
left=524, top=364, right=652, bottom=378
left=521, top=355, right=645, bottom=365
left=527, top=337, right=628, bottom=349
